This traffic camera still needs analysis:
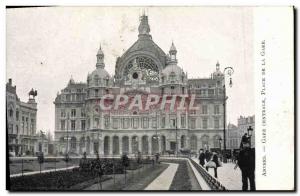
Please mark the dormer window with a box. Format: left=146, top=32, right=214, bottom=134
left=169, top=72, right=176, bottom=81
left=105, top=78, right=109, bottom=86
left=94, top=75, right=99, bottom=86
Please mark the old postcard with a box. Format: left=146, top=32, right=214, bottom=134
left=5, top=6, right=294, bottom=191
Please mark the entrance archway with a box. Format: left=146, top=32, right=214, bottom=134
left=142, top=135, right=149, bottom=154
left=122, top=136, right=129, bottom=154
left=113, top=136, right=120, bottom=155
left=132, top=136, right=139, bottom=154
left=104, top=136, right=110, bottom=155
left=161, top=135, right=166, bottom=154
left=152, top=135, right=159, bottom=154
left=190, top=135, right=197, bottom=152
left=180, top=135, right=186, bottom=149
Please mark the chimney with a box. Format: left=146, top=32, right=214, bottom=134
left=9, top=78, right=12, bottom=85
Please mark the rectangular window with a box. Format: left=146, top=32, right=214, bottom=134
left=190, top=110, right=196, bottom=115
left=104, top=116, right=110, bottom=128
left=61, top=109, right=66, bottom=117
left=94, top=118, right=99, bottom=128
left=214, top=118, right=219, bottom=128
left=190, top=119, right=196, bottom=129
left=181, top=116, right=186, bottom=128
left=26, top=117, right=28, bottom=133
left=31, top=119, right=34, bottom=133
left=113, top=118, right=118, bottom=129
left=81, top=109, right=85, bottom=117
left=202, top=105, right=208, bottom=114
left=161, top=117, right=165, bottom=128
left=133, top=118, right=139, bottom=129
left=208, top=89, right=214, bottom=96
left=202, top=118, right=208, bottom=129
left=61, top=120, right=65, bottom=130
left=124, top=118, right=130, bottom=129
left=71, top=109, right=76, bottom=117
left=95, top=89, right=99, bottom=97
left=71, top=120, right=76, bottom=130
left=87, top=118, right=90, bottom=129
left=8, top=124, right=13, bottom=134
left=16, top=111, right=19, bottom=121
left=152, top=117, right=157, bottom=128
left=143, top=117, right=149, bottom=128
left=81, top=120, right=85, bottom=130
left=214, top=105, right=220, bottom=114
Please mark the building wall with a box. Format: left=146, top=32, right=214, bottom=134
left=227, top=115, right=255, bottom=150
left=6, top=79, right=38, bottom=156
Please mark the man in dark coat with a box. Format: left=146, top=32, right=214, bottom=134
left=211, top=152, right=220, bottom=178
left=237, top=142, right=255, bottom=191
left=205, top=150, right=211, bottom=162
left=198, top=149, right=206, bottom=167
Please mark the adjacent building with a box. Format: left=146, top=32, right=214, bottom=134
left=227, top=115, right=255, bottom=149
left=6, top=79, right=38, bottom=156
left=54, top=14, right=228, bottom=156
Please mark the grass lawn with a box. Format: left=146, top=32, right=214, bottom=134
left=85, top=163, right=168, bottom=190
left=161, top=159, right=201, bottom=190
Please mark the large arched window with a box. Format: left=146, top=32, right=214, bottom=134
left=124, top=56, right=159, bottom=82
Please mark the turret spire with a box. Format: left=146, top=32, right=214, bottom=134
left=96, top=44, right=105, bottom=69
left=138, top=13, right=151, bottom=39
left=169, top=41, right=177, bottom=63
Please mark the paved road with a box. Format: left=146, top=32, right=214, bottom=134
left=192, top=158, right=242, bottom=190
left=144, top=163, right=178, bottom=190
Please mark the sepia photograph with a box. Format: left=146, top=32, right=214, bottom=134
left=5, top=6, right=294, bottom=191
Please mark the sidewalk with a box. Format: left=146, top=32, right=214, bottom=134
left=144, top=163, right=178, bottom=190
left=10, top=166, right=79, bottom=178
left=192, top=158, right=242, bottom=190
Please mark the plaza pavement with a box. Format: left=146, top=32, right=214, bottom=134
left=144, top=163, right=178, bottom=190
left=191, top=157, right=242, bottom=190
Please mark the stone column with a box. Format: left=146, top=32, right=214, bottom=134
left=76, top=140, right=80, bottom=154
left=119, top=137, right=123, bottom=155
left=158, top=138, right=161, bottom=154
left=166, top=138, right=170, bottom=151
left=109, top=137, right=113, bottom=155
left=99, top=140, right=104, bottom=155
left=128, top=136, right=132, bottom=155
left=90, top=141, right=94, bottom=155
left=138, top=136, right=142, bottom=153
left=149, top=137, right=152, bottom=155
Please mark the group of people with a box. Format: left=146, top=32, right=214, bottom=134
left=198, top=133, right=255, bottom=191
left=198, top=149, right=221, bottom=178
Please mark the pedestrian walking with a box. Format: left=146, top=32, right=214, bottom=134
left=235, top=142, right=255, bottom=191
left=198, top=149, right=206, bottom=167
left=205, top=150, right=211, bottom=162
left=205, top=151, right=221, bottom=178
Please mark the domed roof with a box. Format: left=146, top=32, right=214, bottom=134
left=161, top=64, right=183, bottom=76
left=88, top=67, right=110, bottom=79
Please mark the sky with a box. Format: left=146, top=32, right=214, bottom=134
left=6, top=7, right=254, bottom=134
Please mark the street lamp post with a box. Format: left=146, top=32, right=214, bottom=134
left=222, top=67, right=234, bottom=162
left=66, top=112, right=70, bottom=155
left=247, top=126, right=253, bottom=148
left=152, top=111, right=160, bottom=154
left=175, top=117, right=178, bottom=157
left=218, top=138, right=222, bottom=151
